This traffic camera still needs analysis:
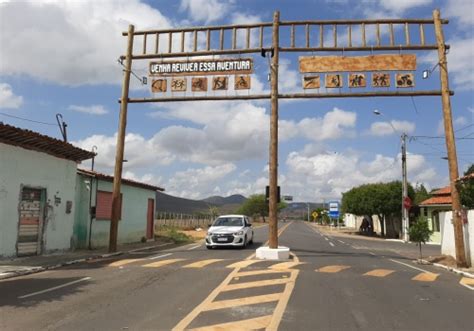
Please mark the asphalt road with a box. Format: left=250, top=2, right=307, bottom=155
left=0, top=221, right=472, bottom=331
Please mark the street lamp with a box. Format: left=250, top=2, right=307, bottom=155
left=373, top=110, right=409, bottom=242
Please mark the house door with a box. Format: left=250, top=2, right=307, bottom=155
left=17, top=187, right=45, bottom=256
left=146, top=199, right=154, bottom=239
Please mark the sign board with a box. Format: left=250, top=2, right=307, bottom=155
left=328, top=201, right=340, bottom=219
left=150, top=58, right=253, bottom=76
left=299, top=54, right=416, bottom=73
left=283, top=195, right=293, bottom=201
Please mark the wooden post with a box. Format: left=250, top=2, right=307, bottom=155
left=433, top=9, right=468, bottom=267
left=268, top=11, right=280, bottom=249
left=109, top=24, right=134, bottom=253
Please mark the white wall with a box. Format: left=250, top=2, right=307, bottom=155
left=0, top=144, right=78, bottom=257
left=440, top=210, right=473, bottom=266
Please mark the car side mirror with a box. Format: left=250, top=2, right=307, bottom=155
left=247, top=223, right=252, bottom=227
left=208, top=223, right=212, bottom=227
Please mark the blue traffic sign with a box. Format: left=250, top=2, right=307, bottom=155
left=328, top=201, right=339, bottom=218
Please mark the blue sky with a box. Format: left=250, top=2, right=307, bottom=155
left=1, top=0, right=473, bottom=202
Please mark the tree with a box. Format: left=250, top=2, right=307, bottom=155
left=408, top=216, right=433, bottom=261
left=458, top=164, right=474, bottom=209
left=341, top=181, right=415, bottom=238
left=237, top=194, right=287, bottom=222
left=414, top=183, right=431, bottom=205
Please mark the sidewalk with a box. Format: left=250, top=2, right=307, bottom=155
left=0, top=238, right=176, bottom=280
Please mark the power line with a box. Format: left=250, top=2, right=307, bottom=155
left=411, top=135, right=474, bottom=140
left=0, top=112, right=57, bottom=126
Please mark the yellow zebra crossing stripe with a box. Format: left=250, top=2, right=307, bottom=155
left=226, top=259, right=264, bottom=269
left=189, top=314, right=272, bottom=331
left=236, top=269, right=289, bottom=277
left=317, top=265, right=351, bottom=273
left=183, top=259, right=224, bottom=268
left=459, top=277, right=474, bottom=290
left=364, top=269, right=395, bottom=277
left=108, top=259, right=143, bottom=267
left=203, top=293, right=281, bottom=311
left=412, top=272, right=439, bottom=282
left=222, top=278, right=291, bottom=292
left=143, top=258, right=185, bottom=268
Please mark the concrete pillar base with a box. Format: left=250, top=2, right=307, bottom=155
left=256, top=246, right=290, bottom=260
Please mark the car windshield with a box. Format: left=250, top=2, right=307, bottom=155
left=213, top=217, right=244, bottom=227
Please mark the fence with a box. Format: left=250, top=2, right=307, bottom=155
left=155, top=212, right=215, bottom=229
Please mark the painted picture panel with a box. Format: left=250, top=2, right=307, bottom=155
left=396, top=73, right=415, bottom=88
left=212, top=76, right=229, bottom=90
left=348, top=73, right=366, bottom=88
left=235, top=75, right=251, bottom=90
left=171, top=77, right=187, bottom=92
left=372, top=73, right=391, bottom=87
left=303, top=75, right=320, bottom=89
left=151, top=79, right=167, bottom=92
left=192, top=77, right=208, bottom=92
left=325, top=74, right=343, bottom=88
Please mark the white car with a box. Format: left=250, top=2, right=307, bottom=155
left=206, top=214, right=254, bottom=249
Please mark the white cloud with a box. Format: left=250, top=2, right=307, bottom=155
left=421, top=37, right=474, bottom=90
left=283, top=147, right=438, bottom=201
left=0, top=83, right=23, bottom=109
left=0, top=1, right=171, bottom=86
left=180, top=0, right=232, bottom=24
left=68, top=104, right=108, bottom=115
left=165, top=163, right=237, bottom=198
left=377, top=0, right=432, bottom=14
left=72, top=132, right=175, bottom=170
left=369, top=120, right=415, bottom=136
left=444, top=0, right=474, bottom=28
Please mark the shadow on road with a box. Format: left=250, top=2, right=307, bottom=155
left=0, top=276, right=92, bottom=308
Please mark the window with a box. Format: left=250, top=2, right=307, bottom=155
left=432, top=211, right=440, bottom=232
left=96, top=191, right=122, bottom=220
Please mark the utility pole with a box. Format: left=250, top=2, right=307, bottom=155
left=268, top=11, right=280, bottom=250
left=401, top=133, right=409, bottom=242
left=109, top=24, right=134, bottom=253
left=433, top=9, right=467, bottom=267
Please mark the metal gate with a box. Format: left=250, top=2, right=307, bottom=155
left=17, top=187, right=45, bottom=256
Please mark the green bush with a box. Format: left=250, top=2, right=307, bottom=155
left=409, top=217, right=433, bottom=260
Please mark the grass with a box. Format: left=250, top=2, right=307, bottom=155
left=155, top=225, right=193, bottom=244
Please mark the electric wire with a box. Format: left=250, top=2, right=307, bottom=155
left=0, top=112, right=57, bottom=126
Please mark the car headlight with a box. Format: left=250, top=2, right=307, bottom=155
left=234, top=231, right=244, bottom=235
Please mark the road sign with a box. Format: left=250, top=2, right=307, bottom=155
left=328, top=201, right=339, bottom=219
left=312, top=211, right=318, bottom=218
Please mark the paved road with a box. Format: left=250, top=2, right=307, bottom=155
left=0, top=221, right=472, bottom=331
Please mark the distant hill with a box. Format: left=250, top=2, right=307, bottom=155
left=156, top=192, right=247, bottom=215
left=279, top=202, right=327, bottom=219
left=201, top=194, right=246, bottom=206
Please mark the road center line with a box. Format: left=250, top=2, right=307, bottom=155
left=18, top=277, right=92, bottom=299
left=389, top=259, right=436, bottom=274
left=147, top=253, right=172, bottom=260
left=329, top=242, right=335, bottom=247
left=187, top=244, right=201, bottom=250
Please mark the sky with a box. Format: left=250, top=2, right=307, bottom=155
left=0, top=0, right=473, bottom=202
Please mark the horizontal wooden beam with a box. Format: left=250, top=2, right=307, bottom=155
left=124, top=90, right=453, bottom=103
left=280, top=18, right=448, bottom=25
left=125, top=22, right=272, bottom=36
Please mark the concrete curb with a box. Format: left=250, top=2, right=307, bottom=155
left=420, top=259, right=474, bottom=278
left=0, top=242, right=171, bottom=281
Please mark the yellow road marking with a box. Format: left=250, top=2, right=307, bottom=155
left=412, top=272, right=439, bottom=282
left=270, top=261, right=303, bottom=270
left=222, top=278, right=290, bottom=292
left=189, top=314, right=272, bottom=331
left=204, top=293, right=281, bottom=311
left=172, top=221, right=296, bottom=331
left=108, top=259, right=143, bottom=267
left=183, top=259, right=224, bottom=268
left=236, top=269, right=289, bottom=277
left=317, top=265, right=351, bottom=273
left=226, top=259, right=264, bottom=269
left=142, top=258, right=185, bottom=268
left=364, top=269, right=395, bottom=277
left=459, top=277, right=474, bottom=290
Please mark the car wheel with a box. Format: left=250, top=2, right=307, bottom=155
left=249, top=236, right=253, bottom=245
left=242, top=235, right=248, bottom=248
